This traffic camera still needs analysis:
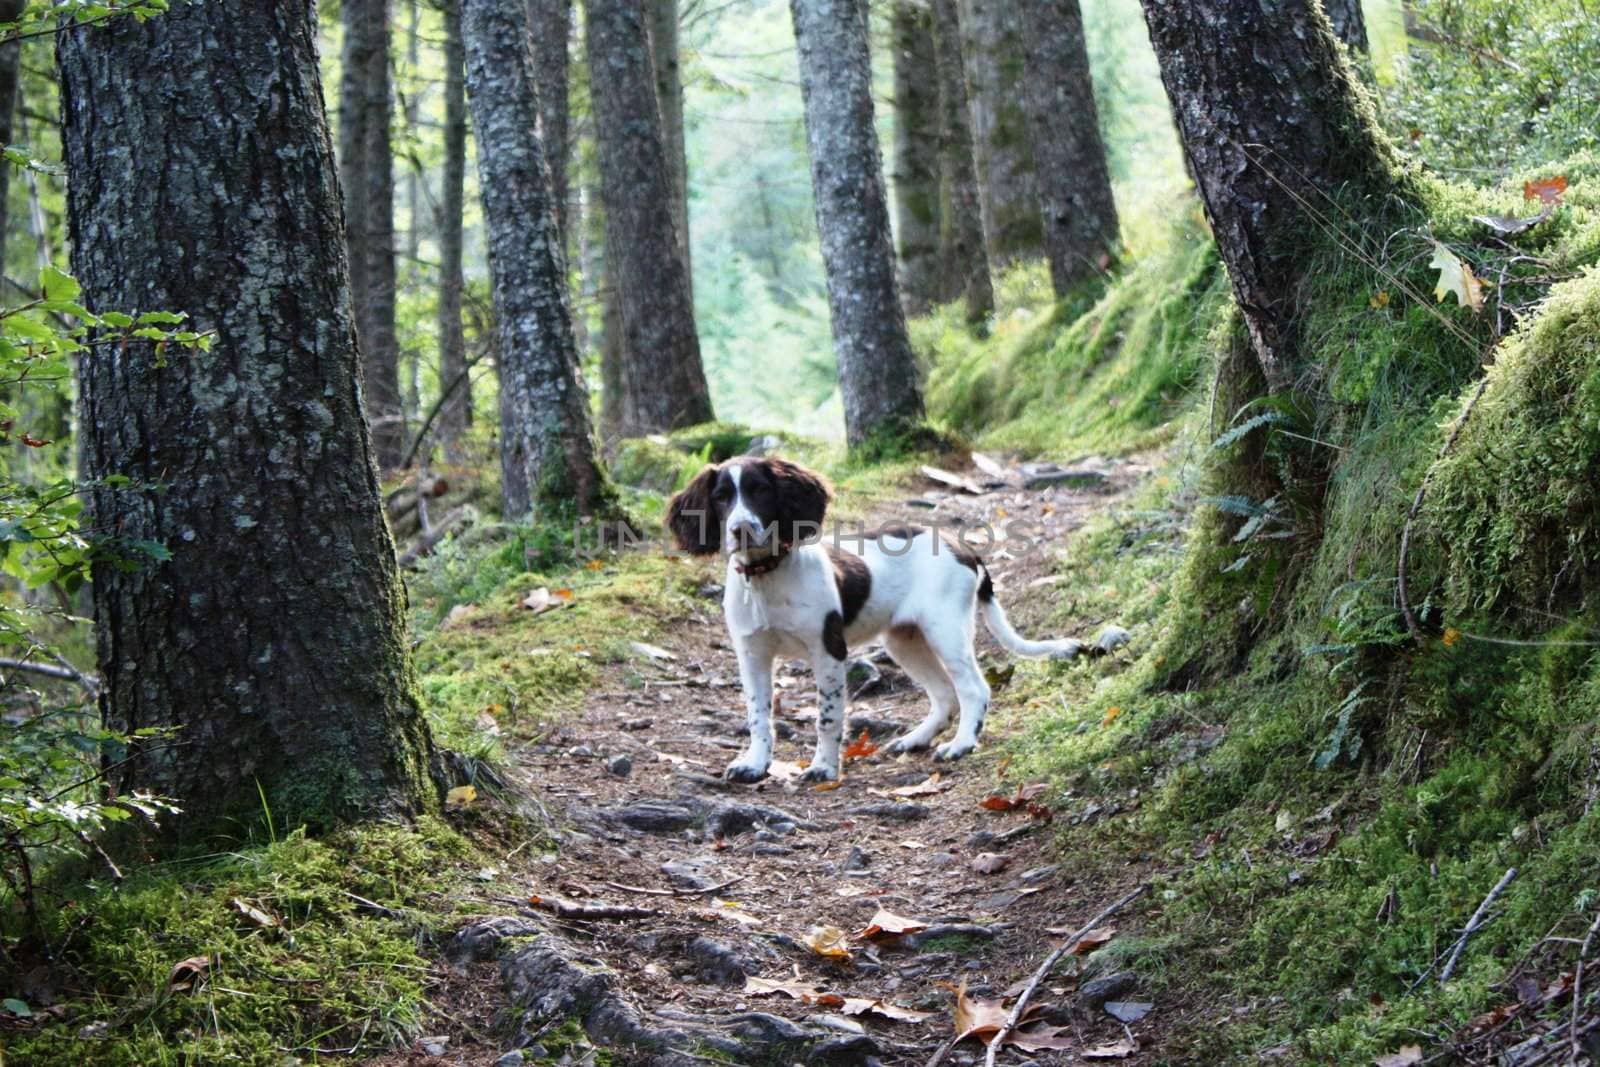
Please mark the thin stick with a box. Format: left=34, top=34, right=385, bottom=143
left=1438, top=867, right=1517, bottom=984
left=1570, top=907, right=1600, bottom=1061
left=524, top=895, right=659, bottom=921
left=0, top=655, right=99, bottom=695
left=604, top=874, right=747, bottom=898
left=981, top=884, right=1148, bottom=1067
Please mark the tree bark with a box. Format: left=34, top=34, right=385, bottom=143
left=58, top=3, right=439, bottom=837
left=1139, top=0, right=1395, bottom=389
left=891, top=0, right=941, bottom=317
left=1017, top=0, right=1119, bottom=295
left=1322, top=0, right=1367, bottom=52
left=340, top=0, right=403, bottom=469
left=437, top=0, right=472, bottom=448
left=584, top=0, right=712, bottom=433
left=789, top=0, right=926, bottom=447
left=463, top=0, right=615, bottom=519
left=930, top=0, right=993, bottom=322
left=0, top=0, right=24, bottom=261
left=956, top=0, right=1041, bottom=268
left=649, top=0, right=692, bottom=287
left=529, top=0, right=571, bottom=243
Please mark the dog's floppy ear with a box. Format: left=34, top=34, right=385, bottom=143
left=768, top=458, right=832, bottom=544
left=667, top=464, right=722, bottom=555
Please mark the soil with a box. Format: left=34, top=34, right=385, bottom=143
left=368, top=453, right=1175, bottom=1067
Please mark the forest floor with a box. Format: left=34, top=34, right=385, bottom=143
left=368, top=451, right=1183, bottom=1067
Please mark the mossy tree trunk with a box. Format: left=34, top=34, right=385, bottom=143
left=585, top=0, right=712, bottom=434
left=1322, top=0, right=1368, bottom=52
left=790, top=0, right=926, bottom=448
left=530, top=0, right=571, bottom=243
left=463, top=0, right=614, bottom=520
left=1140, top=0, right=1395, bottom=391
left=891, top=0, right=942, bottom=316
left=340, top=0, right=404, bottom=469
left=0, top=0, right=23, bottom=259
left=1018, top=0, right=1119, bottom=296
left=437, top=0, right=472, bottom=449
left=930, top=0, right=994, bottom=322
left=957, top=0, right=1041, bottom=268
left=58, top=3, right=440, bottom=838
left=648, top=0, right=692, bottom=290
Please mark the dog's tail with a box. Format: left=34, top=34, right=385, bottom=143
left=975, top=563, right=1130, bottom=660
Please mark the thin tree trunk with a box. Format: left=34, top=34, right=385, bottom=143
left=891, top=0, right=941, bottom=317
left=529, top=0, right=571, bottom=243
left=59, top=3, right=440, bottom=837
left=437, top=0, right=471, bottom=448
left=403, top=0, right=423, bottom=438
left=789, top=0, right=926, bottom=447
left=0, top=0, right=23, bottom=262
left=930, top=0, right=993, bottom=322
left=1018, top=0, right=1119, bottom=295
left=1139, top=0, right=1395, bottom=390
left=648, top=0, right=691, bottom=288
left=463, top=0, right=616, bottom=520
left=956, top=0, right=1040, bottom=268
left=585, top=0, right=712, bottom=433
left=340, top=0, right=404, bottom=468
left=1323, top=0, right=1367, bottom=52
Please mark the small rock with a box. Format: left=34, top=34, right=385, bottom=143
left=607, top=754, right=633, bottom=778
left=970, top=852, right=1009, bottom=875
left=1019, top=864, right=1060, bottom=883
left=697, top=582, right=724, bottom=599
left=966, top=830, right=997, bottom=850
left=1024, top=468, right=1108, bottom=491
left=661, top=857, right=720, bottom=891
left=568, top=744, right=597, bottom=759
left=1104, top=1000, right=1154, bottom=1022
left=495, top=1052, right=527, bottom=1067
left=925, top=852, right=958, bottom=868
left=420, top=1034, right=449, bottom=1056
left=620, top=718, right=653, bottom=731
left=838, top=846, right=870, bottom=873
left=849, top=802, right=929, bottom=822
left=686, top=936, right=752, bottom=986
left=1078, top=970, right=1138, bottom=1010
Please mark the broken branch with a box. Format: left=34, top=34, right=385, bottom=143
left=524, top=895, right=659, bottom=921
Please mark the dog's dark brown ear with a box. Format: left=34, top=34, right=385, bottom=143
left=667, top=465, right=722, bottom=555
left=769, top=458, right=831, bottom=545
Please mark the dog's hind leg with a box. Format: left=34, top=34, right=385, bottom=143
left=921, top=624, right=992, bottom=762
left=883, top=625, right=958, bottom=753
left=725, top=634, right=777, bottom=783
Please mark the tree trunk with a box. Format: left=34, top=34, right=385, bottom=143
left=648, top=0, right=692, bottom=287
left=789, top=0, right=926, bottom=447
left=584, top=0, right=712, bottom=433
left=340, top=0, right=404, bottom=469
left=891, top=0, right=941, bottom=317
left=1018, top=0, right=1119, bottom=295
left=930, top=0, right=993, bottom=322
left=463, top=0, right=615, bottom=519
left=529, top=0, right=571, bottom=243
left=1139, top=0, right=1395, bottom=390
left=956, top=0, right=1040, bottom=268
left=0, top=0, right=24, bottom=261
left=437, top=0, right=472, bottom=447
left=1323, top=0, right=1367, bottom=52
left=58, top=3, right=439, bottom=837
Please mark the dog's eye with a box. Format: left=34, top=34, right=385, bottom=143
left=712, top=485, right=734, bottom=501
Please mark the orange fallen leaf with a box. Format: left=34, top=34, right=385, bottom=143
left=552, top=588, right=573, bottom=600
left=979, top=780, right=1049, bottom=812
left=1070, top=925, right=1117, bottom=955
left=1101, top=705, right=1124, bottom=727
left=19, top=433, right=50, bottom=447
left=854, top=908, right=928, bottom=940
left=842, top=729, right=878, bottom=761
left=813, top=779, right=844, bottom=792
left=804, top=924, right=853, bottom=960
left=1524, top=175, right=1567, bottom=204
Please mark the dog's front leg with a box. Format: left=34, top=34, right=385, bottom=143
left=801, top=650, right=848, bottom=783
left=725, top=634, right=777, bottom=782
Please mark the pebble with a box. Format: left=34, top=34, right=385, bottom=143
left=568, top=744, right=596, bottom=759
left=420, top=1034, right=449, bottom=1056
left=495, top=1052, right=527, bottom=1067
left=607, top=754, right=632, bottom=777
left=1078, top=970, right=1138, bottom=1010
left=838, top=846, right=870, bottom=873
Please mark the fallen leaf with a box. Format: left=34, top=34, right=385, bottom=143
left=952, top=978, right=1011, bottom=1043
left=971, top=852, right=1010, bottom=875
left=1069, top=925, right=1117, bottom=955
left=1101, top=705, right=1124, bottom=727
left=841, top=997, right=934, bottom=1024
left=1008, top=1024, right=1075, bottom=1051
left=813, top=779, right=845, bottom=792
left=445, top=785, right=477, bottom=809
left=521, top=587, right=564, bottom=614
left=1084, top=1038, right=1138, bottom=1059
left=552, top=588, right=573, bottom=600
left=804, top=925, right=853, bottom=960
left=167, top=955, right=212, bottom=993
left=1473, top=206, right=1554, bottom=237
left=584, top=559, right=605, bottom=570
left=1524, top=175, right=1567, bottom=204
left=920, top=465, right=984, bottom=495
left=1104, top=999, right=1153, bottom=1022
left=629, top=640, right=677, bottom=662
left=984, top=663, right=1016, bottom=691
left=1429, top=240, right=1485, bottom=312
left=766, top=759, right=807, bottom=782
left=979, top=780, right=1050, bottom=812
left=888, top=774, right=946, bottom=798
left=842, top=730, right=878, bottom=761
left=230, top=897, right=280, bottom=930
left=855, top=909, right=928, bottom=940
left=703, top=907, right=763, bottom=927
left=1374, top=1047, right=1422, bottom=1067
left=745, top=975, right=830, bottom=1002
left=1369, top=290, right=1390, bottom=309
left=899, top=839, right=926, bottom=848
left=19, top=433, right=49, bottom=447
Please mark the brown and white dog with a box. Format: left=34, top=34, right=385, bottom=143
left=667, top=456, right=1128, bottom=783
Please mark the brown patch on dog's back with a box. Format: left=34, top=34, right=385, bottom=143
left=825, top=544, right=871, bottom=625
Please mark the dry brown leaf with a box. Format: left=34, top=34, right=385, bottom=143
left=979, top=780, right=1049, bottom=813
left=1084, top=1038, right=1138, bottom=1059
left=1069, top=925, right=1117, bottom=955
left=887, top=774, right=947, bottom=798
left=813, top=779, right=845, bottom=792
left=1374, top=1047, right=1422, bottom=1067
left=952, top=978, right=1011, bottom=1043
left=230, top=897, right=280, bottom=930
left=841, top=997, right=935, bottom=1024
left=167, top=954, right=212, bottom=993
left=1008, top=1024, right=1075, bottom=1052
left=971, top=852, right=1010, bottom=875
left=804, top=924, right=853, bottom=960
left=854, top=909, right=928, bottom=940
left=745, top=976, right=830, bottom=1002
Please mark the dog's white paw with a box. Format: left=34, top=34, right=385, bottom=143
left=799, top=761, right=839, bottom=783
left=933, top=738, right=977, bottom=762
left=724, top=756, right=770, bottom=783
left=886, top=733, right=933, bottom=754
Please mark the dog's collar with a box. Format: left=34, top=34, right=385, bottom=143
left=735, top=548, right=788, bottom=577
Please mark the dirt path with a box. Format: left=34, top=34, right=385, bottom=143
left=377, top=453, right=1164, bottom=1067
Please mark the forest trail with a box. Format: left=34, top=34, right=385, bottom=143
left=377, top=452, right=1171, bottom=1067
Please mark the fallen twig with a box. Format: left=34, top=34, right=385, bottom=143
left=980, top=883, right=1149, bottom=1067
left=603, top=874, right=746, bottom=898
left=524, top=895, right=659, bottom=921
left=1438, top=867, right=1518, bottom=985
